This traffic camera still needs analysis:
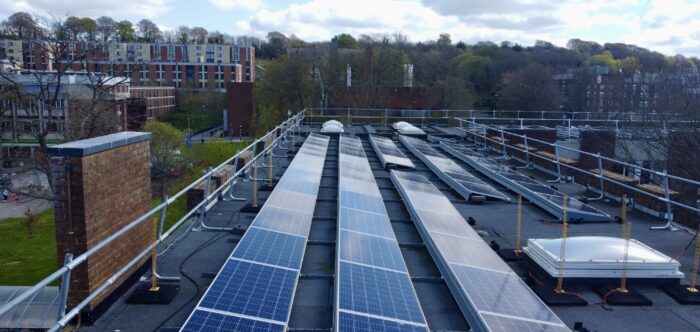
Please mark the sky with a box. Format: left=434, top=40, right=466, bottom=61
left=2, top=0, right=700, bottom=57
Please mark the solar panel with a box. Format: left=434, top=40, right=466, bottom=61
left=338, top=311, right=426, bottom=332
left=182, top=309, right=285, bottom=332
left=369, top=135, right=416, bottom=169
left=180, top=133, right=330, bottom=331
left=399, top=135, right=509, bottom=201
left=390, top=170, right=570, bottom=332
left=440, top=141, right=612, bottom=222
left=336, top=135, right=428, bottom=331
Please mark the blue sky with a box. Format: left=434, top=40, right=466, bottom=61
left=3, top=0, right=700, bottom=57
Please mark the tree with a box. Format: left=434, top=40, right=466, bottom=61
left=497, top=63, right=560, bottom=111
left=22, top=208, right=37, bottom=239
left=96, top=16, right=116, bottom=42
left=0, top=15, right=141, bottom=193
left=2, top=12, right=37, bottom=39
left=191, top=27, right=208, bottom=43
left=137, top=19, right=160, bottom=42
left=207, top=31, right=224, bottom=44
left=116, top=20, right=135, bottom=42
left=255, top=54, right=316, bottom=133
left=177, top=26, right=191, bottom=43
left=64, top=16, right=83, bottom=40
left=331, top=33, right=357, bottom=49
left=80, top=17, right=97, bottom=41
left=142, top=120, right=186, bottom=197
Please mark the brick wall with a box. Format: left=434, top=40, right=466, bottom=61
left=50, top=132, right=152, bottom=314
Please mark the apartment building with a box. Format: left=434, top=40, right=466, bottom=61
left=0, top=40, right=255, bottom=89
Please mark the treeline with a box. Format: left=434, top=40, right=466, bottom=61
left=254, top=32, right=700, bottom=130
left=0, top=12, right=259, bottom=45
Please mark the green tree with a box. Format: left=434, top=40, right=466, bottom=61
left=588, top=51, right=621, bottom=72
left=255, top=55, right=316, bottom=133
left=116, top=20, right=135, bottom=42
left=497, top=63, right=560, bottom=111
left=79, top=17, right=97, bottom=41
left=142, top=120, right=186, bottom=197
left=64, top=16, right=83, bottom=40
left=331, top=33, right=357, bottom=48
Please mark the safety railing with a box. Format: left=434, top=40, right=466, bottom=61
left=0, top=111, right=306, bottom=331
left=457, top=116, right=697, bottom=133
left=454, top=118, right=700, bottom=230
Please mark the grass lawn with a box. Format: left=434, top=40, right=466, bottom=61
left=162, top=110, right=222, bottom=133
left=0, top=209, right=58, bottom=285
left=0, top=141, right=250, bottom=286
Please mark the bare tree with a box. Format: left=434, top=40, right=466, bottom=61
left=96, top=16, right=116, bottom=42
left=0, top=15, right=139, bottom=192
left=191, top=27, right=208, bottom=44
left=137, top=19, right=160, bottom=42
left=176, top=25, right=191, bottom=43
left=2, top=12, right=39, bottom=39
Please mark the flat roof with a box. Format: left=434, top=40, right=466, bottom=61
left=83, top=124, right=700, bottom=332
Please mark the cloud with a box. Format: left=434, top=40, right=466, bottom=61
left=208, top=0, right=264, bottom=11
left=0, top=0, right=174, bottom=20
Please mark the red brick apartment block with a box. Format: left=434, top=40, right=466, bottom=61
left=48, top=132, right=152, bottom=321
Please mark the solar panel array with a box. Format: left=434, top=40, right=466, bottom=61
left=180, top=133, right=330, bottom=332
left=399, top=135, right=509, bottom=201
left=336, top=135, right=428, bottom=332
left=440, top=141, right=612, bottom=222
left=390, top=170, right=570, bottom=332
left=369, top=135, right=416, bottom=169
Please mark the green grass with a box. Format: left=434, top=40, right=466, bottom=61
left=162, top=110, right=222, bottom=133
left=0, top=209, right=58, bottom=285
left=0, top=141, right=250, bottom=286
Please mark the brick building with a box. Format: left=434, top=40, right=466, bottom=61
left=225, top=82, right=256, bottom=136
left=0, top=71, right=175, bottom=139
left=0, top=40, right=255, bottom=89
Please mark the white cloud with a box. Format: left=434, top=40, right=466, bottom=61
left=0, top=0, right=173, bottom=20
left=208, top=0, right=264, bottom=11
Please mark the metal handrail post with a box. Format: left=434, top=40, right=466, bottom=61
left=588, top=153, right=605, bottom=200
left=56, top=253, right=73, bottom=320
left=516, top=134, right=531, bottom=169
left=547, top=144, right=565, bottom=183
left=157, top=195, right=168, bottom=240
left=500, top=129, right=508, bottom=158
left=652, top=171, right=678, bottom=231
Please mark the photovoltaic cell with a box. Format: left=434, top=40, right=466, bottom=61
left=440, top=141, right=611, bottom=222
left=180, top=133, right=330, bottom=331
left=338, top=261, right=424, bottom=323
left=451, top=265, right=563, bottom=323
left=231, top=227, right=305, bottom=270
left=336, top=135, right=428, bottom=331
left=339, top=207, right=395, bottom=239
left=339, top=230, right=407, bottom=271
left=369, top=134, right=416, bottom=169
left=390, top=170, right=569, bottom=332
left=182, top=310, right=285, bottom=332
left=199, top=259, right=296, bottom=322
left=399, top=135, right=509, bottom=201
left=338, top=312, right=426, bottom=332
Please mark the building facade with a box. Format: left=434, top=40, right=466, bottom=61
left=0, top=40, right=255, bottom=89
left=0, top=71, right=175, bottom=140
